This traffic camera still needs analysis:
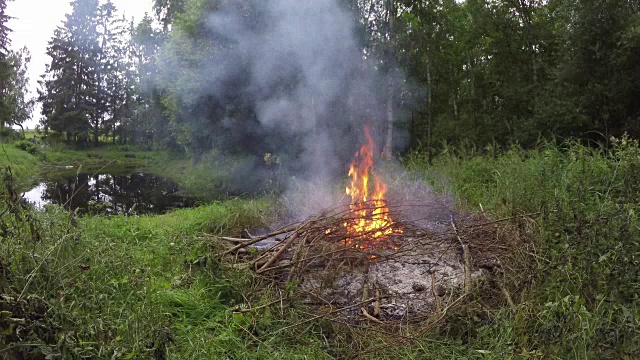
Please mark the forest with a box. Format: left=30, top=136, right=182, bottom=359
left=1, top=0, right=640, bottom=359
left=27, top=0, right=640, bottom=157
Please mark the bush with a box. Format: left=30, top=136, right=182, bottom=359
left=14, top=140, right=40, bottom=155
left=0, top=128, right=20, bottom=140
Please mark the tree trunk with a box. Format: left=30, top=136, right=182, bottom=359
left=383, top=0, right=394, bottom=160
left=384, top=73, right=394, bottom=160
left=426, top=58, right=433, bottom=164
left=17, top=123, right=25, bottom=139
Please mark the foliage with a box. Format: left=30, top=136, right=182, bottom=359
left=0, top=0, right=33, bottom=131
left=393, top=0, right=640, bottom=154
left=0, top=126, right=18, bottom=139
left=13, top=139, right=40, bottom=155
left=406, top=137, right=640, bottom=357
left=31, top=0, right=640, bottom=157
left=38, top=0, right=135, bottom=145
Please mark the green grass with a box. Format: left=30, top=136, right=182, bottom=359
left=3, top=137, right=640, bottom=358
left=44, top=143, right=159, bottom=170
left=406, top=137, right=640, bottom=358
left=1, top=199, right=335, bottom=359
left=0, top=142, right=40, bottom=186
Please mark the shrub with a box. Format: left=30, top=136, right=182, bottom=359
left=0, top=128, right=20, bottom=140
left=14, top=140, right=40, bottom=155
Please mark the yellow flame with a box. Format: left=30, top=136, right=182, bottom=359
left=342, top=125, right=402, bottom=249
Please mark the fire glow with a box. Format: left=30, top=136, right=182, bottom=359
left=339, top=125, right=402, bottom=249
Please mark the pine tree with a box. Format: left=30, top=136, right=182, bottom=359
left=39, top=0, right=134, bottom=144
left=96, top=0, right=127, bottom=144
left=39, top=26, right=76, bottom=139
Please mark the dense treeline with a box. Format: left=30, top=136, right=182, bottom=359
left=36, top=0, right=640, bottom=156
left=397, top=0, right=640, bottom=156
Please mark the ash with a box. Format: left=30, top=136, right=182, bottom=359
left=298, top=235, right=487, bottom=321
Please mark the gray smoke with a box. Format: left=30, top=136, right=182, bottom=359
left=158, top=0, right=405, bottom=216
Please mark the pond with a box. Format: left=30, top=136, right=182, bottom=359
left=22, top=172, right=199, bottom=215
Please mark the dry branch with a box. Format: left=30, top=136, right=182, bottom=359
left=219, top=236, right=252, bottom=243
left=275, top=297, right=386, bottom=334
left=451, top=217, right=472, bottom=295
left=257, top=231, right=302, bottom=274
left=221, top=224, right=300, bottom=255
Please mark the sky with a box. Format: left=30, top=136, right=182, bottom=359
left=7, top=0, right=155, bottom=128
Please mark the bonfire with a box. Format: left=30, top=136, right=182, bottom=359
left=214, top=124, right=526, bottom=337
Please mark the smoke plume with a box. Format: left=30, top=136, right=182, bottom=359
left=158, top=0, right=405, bottom=214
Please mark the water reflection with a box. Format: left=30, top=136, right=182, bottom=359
left=22, top=172, right=198, bottom=215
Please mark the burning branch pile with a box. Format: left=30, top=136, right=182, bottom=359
left=214, top=126, right=533, bottom=330
left=218, top=209, right=522, bottom=323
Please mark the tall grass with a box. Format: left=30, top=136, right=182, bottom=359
left=0, top=197, right=331, bottom=359
left=407, top=136, right=640, bottom=358
left=0, top=143, right=40, bottom=186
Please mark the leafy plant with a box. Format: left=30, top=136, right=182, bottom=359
left=13, top=139, right=40, bottom=155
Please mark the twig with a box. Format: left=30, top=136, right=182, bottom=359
left=253, top=238, right=287, bottom=270
left=231, top=297, right=286, bottom=313
left=451, top=217, right=472, bottom=295
left=222, top=225, right=299, bottom=255
left=360, top=308, right=383, bottom=323
left=286, top=232, right=314, bottom=282
left=219, top=237, right=251, bottom=243
left=257, top=230, right=303, bottom=274
left=275, top=297, right=385, bottom=334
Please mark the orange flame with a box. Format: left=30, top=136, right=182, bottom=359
left=341, top=125, right=402, bottom=249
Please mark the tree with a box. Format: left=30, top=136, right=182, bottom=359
left=0, top=0, right=13, bottom=129
left=96, top=1, right=128, bottom=144
left=5, top=47, right=33, bottom=131
left=153, top=0, right=185, bottom=30
left=129, top=13, right=171, bottom=146
left=39, top=0, right=136, bottom=145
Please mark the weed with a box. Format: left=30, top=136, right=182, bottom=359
left=406, top=136, right=640, bottom=358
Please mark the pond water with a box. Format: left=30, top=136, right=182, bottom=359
left=22, top=172, right=199, bottom=215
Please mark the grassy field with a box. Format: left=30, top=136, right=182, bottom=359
left=0, top=142, right=41, bottom=187
left=1, top=137, right=640, bottom=358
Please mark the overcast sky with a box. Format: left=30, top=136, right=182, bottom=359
left=8, top=0, right=155, bottom=128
